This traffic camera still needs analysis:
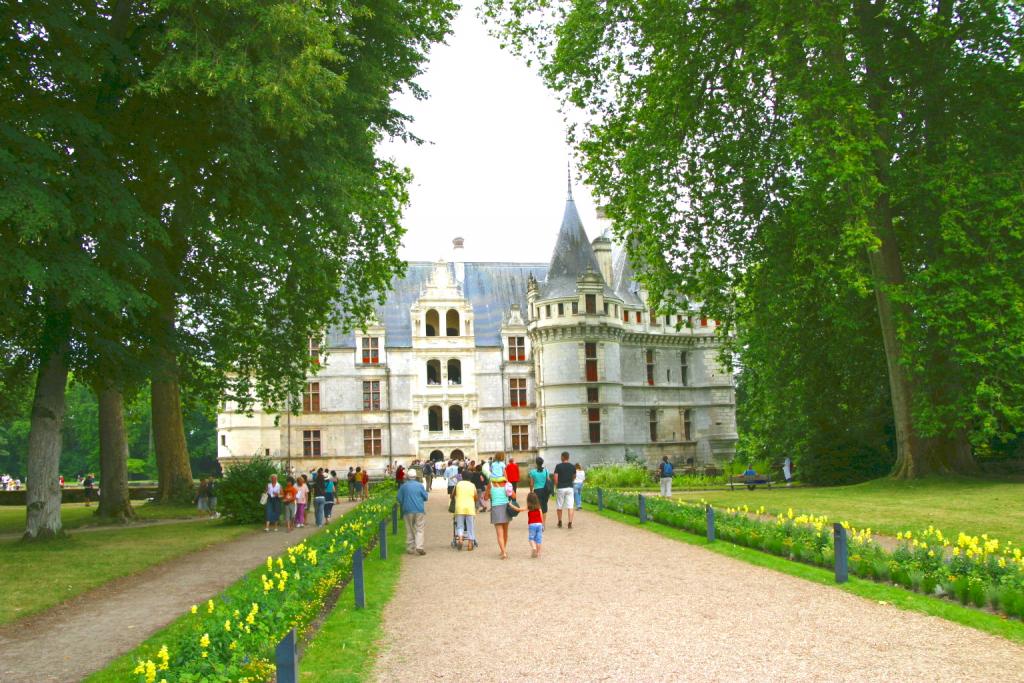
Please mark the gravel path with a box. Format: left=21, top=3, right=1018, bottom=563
left=0, top=502, right=354, bottom=683
left=373, top=493, right=1024, bottom=682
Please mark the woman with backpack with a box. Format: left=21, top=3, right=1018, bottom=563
left=659, top=456, right=674, bottom=497
left=528, top=457, right=551, bottom=526
left=323, top=471, right=337, bottom=523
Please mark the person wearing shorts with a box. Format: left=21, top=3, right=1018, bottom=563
left=553, top=451, right=577, bottom=529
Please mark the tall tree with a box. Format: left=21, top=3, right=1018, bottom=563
left=485, top=0, right=1024, bottom=478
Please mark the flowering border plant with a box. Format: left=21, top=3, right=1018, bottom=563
left=131, top=481, right=396, bottom=682
left=584, top=488, right=1024, bottom=619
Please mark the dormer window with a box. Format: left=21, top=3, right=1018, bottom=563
left=571, top=301, right=578, bottom=314
left=585, top=294, right=597, bottom=314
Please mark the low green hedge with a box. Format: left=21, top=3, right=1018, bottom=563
left=128, top=481, right=396, bottom=682
left=585, top=488, right=1024, bottom=620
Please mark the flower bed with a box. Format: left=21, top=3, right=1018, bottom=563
left=130, top=482, right=396, bottom=683
left=584, top=488, right=1024, bottom=619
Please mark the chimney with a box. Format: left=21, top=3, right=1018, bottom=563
left=452, top=237, right=465, bottom=285
left=591, top=234, right=613, bottom=286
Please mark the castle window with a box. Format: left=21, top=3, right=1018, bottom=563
left=220, top=434, right=226, bottom=446
left=623, top=309, right=629, bottom=322
left=558, top=302, right=564, bottom=316
left=649, top=409, right=658, bottom=442
left=303, top=382, right=320, bottom=413
left=603, top=302, right=610, bottom=315
left=512, top=424, right=529, bottom=451
left=428, top=405, right=443, bottom=431
left=447, top=359, right=462, bottom=385
left=308, top=338, right=321, bottom=365
left=585, top=294, right=597, bottom=314
left=362, top=381, right=380, bottom=411
left=546, top=304, right=551, bottom=318
left=646, top=349, right=655, bottom=385
left=701, top=316, right=708, bottom=327
left=587, top=387, right=599, bottom=403
left=588, top=408, right=601, bottom=443
left=665, top=315, right=671, bottom=326
left=635, top=311, right=641, bottom=323
left=677, top=314, right=686, bottom=327
left=584, top=342, right=598, bottom=382
left=510, top=378, right=527, bottom=407
left=446, top=309, right=460, bottom=336
left=427, top=359, right=441, bottom=385
left=265, top=448, right=270, bottom=457
left=449, top=404, right=464, bottom=430
left=363, top=428, right=381, bottom=456
left=425, top=309, right=439, bottom=337
left=572, top=301, right=578, bottom=314
left=683, top=409, right=692, bottom=440
left=680, top=352, right=689, bottom=386
left=303, top=430, right=321, bottom=457
left=650, top=309, right=657, bottom=325
left=361, top=337, right=379, bottom=364
left=508, top=336, right=525, bottom=362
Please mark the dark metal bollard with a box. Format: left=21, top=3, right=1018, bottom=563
left=275, top=628, right=298, bottom=683
left=391, top=503, right=398, bottom=535
left=638, top=494, right=647, bottom=523
left=706, top=505, right=715, bottom=542
left=379, top=519, right=388, bottom=560
left=833, top=523, right=848, bottom=584
left=353, top=547, right=366, bottom=608
left=597, top=487, right=604, bottom=511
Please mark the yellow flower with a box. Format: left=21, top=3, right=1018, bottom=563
left=201, top=651, right=208, bottom=658
left=207, top=599, right=214, bottom=614
left=145, top=660, right=157, bottom=683
left=224, top=619, right=232, bottom=632
left=928, top=550, right=936, bottom=558
left=199, top=633, right=210, bottom=649
left=229, top=641, right=237, bottom=650
left=267, top=556, right=273, bottom=570
left=190, top=605, right=198, bottom=615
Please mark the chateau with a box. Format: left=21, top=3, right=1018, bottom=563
left=216, top=189, right=737, bottom=472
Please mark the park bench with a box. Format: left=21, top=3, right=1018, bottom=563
left=727, top=474, right=773, bottom=490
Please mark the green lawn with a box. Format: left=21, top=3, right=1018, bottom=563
left=0, top=520, right=252, bottom=625
left=0, top=501, right=207, bottom=535
left=668, top=476, right=1024, bottom=545
left=300, top=520, right=404, bottom=682
left=591, top=505, right=1024, bottom=645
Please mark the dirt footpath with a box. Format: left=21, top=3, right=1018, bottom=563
left=373, top=493, right=1024, bottom=682
left=0, top=501, right=354, bottom=683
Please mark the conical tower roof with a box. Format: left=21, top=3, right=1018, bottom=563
left=539, top=192, right=615, bottom=299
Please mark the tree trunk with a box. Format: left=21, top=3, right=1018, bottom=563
left=96, top=384, right=136, bottom=521
left=152, top=366, right=193, bottom=503
left=854, top=0, right=976, bottom=479
left=24, top=337, right=68, bottom=541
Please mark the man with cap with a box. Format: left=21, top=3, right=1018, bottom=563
left=397, top=467, right=429, bottom=555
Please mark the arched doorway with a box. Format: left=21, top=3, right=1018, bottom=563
left=428, top=405, right=443, bottom=431
left=426, top=359, right=441, bottom=385
left=425, top=309, right=439, bottom=337
left=449, top=404, right=463, bottom=430
left=429, top=449, right=444, bottom=462
left=446, top=309, right=460, bottom=336
left=451, top=449, right=464, bottom=461
left=447, top=358, right=461, bottom=385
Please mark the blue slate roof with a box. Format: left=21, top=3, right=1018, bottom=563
left=328, top=261, right=548, bottom=349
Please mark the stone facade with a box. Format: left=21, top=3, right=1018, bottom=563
left=217, top=192, right=737, bottom=474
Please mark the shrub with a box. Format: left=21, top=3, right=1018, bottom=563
left=586, top=464, right=651, bottom=489
left=799, top=432, right=894, bottom=486
left=218, top=457, right=284, bottom=524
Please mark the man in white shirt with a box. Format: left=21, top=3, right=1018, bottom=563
left=444, top=461, right=459, bottom=495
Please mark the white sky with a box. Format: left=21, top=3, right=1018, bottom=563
left=378, top=3, right=603, bottom=264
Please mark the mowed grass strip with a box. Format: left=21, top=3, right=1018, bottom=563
left=300, top=520, right=405, bottom=682
left=0, top=521, right=251, bottom=625
left=589, top=505, right=1024, bottom=645
left=670, top=476, right=1024, bottom=545
left=0, top=501, right=208, bottom=535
